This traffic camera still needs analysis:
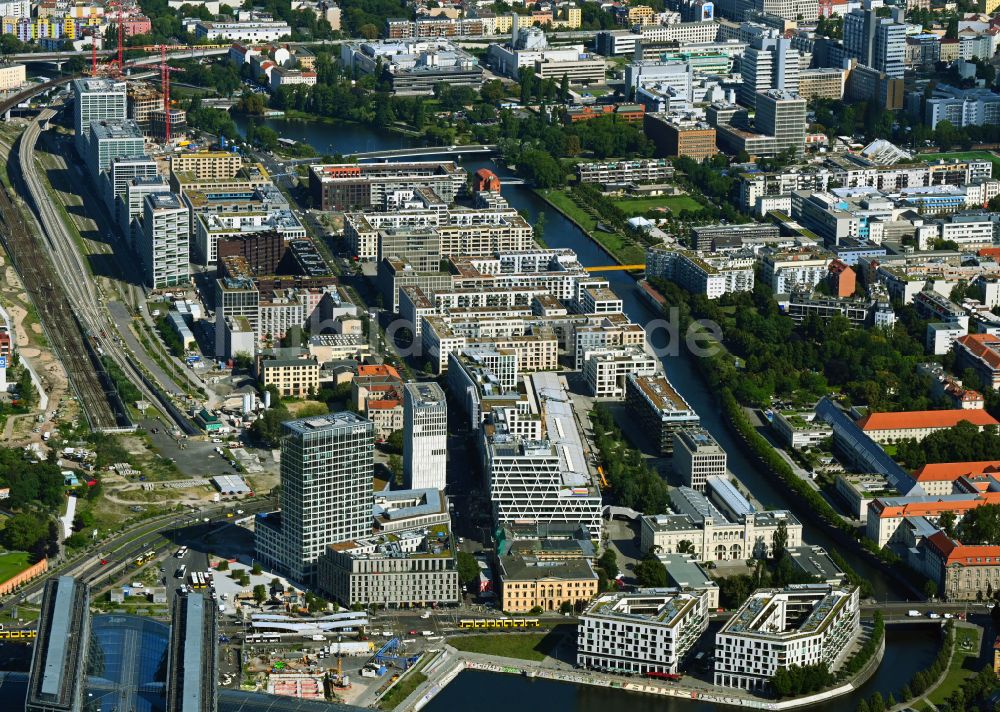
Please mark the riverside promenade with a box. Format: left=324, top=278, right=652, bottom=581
left=391, top=634, right=886, bottom=712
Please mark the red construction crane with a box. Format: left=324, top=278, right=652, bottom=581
left=103, top=0, right=125, bottom=76
left=158, top=45, right=184, bottom=143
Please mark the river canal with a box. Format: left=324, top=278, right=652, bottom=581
left=236, top=115, right=905, bottom=600
left=422, top=625, right=939, bottom=711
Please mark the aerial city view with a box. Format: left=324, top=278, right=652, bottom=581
left=1, top=0, right=1000, bottom=709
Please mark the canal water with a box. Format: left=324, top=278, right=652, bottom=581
left=423, top=626, right=939, bottom=711
left=236, top=115, right=903, bottom=600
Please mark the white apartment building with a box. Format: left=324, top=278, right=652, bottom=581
left=403, top=382, right=447, bottom=490
left=255, top=413, right=374, bottom=584
left=936, top=214, right=995, bottom=248
left=673, top=428, right=727, bottom=491
left=582, top=346, right=658, bottom=398
left=646, top=247, right=755, bottom=299
left=577, top=589, right=711, bottom=675
left=194, top=209, right=306, bottom=265
left=118, top=175, right=169, bottom=243
left=0, top=63, right=26, bottom=91
left=140, top=192, right=190, bottom=289
left=760, top=248, right=832, bottom=294
left=482, top=372, right=601, bottom=539
left=715, top=585, right=861, bottom=691
left=195, top=19, right=291, bottom=42
left=422, top=315, right=559, bottom=373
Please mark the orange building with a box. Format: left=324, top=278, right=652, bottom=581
left=857, top=409, right=999, bottom=444
left=827, top=259, right=856, bottom=297
left=565, top=103, right=645, bottom=124
left=954, top=333, right=1000, bottom=391
left=914, top=460, right=1000, bottom=496
left=474, top=168, right=501, bottom=193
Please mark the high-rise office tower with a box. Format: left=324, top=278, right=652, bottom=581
left=255, top=412, right=374, bottom=584
left=755, top=90, right=807, bottom=155
left=71, top=77, right=126, bottom=157
left=739, top=35, right=800, bottom=108
left=874, top=16, right=906, bottom=78
left=403, top=381, right=447, bottom=490
left=844, top=3, right=905, bottom=77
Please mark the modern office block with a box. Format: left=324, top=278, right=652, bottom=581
left=739, top=35, right=800, bottom=109
left=87, top=119, right=146, bottom=176
left=27, top=576, right=91, bottom=712
left=673, top=428, right=727, bottom=491
left=140, top=192, right=190, bottom=289
left=403, top=381, right=447, bottom=490
left=755, top=90, right=807, bottom=155
left=255, top=412, right=374, bottom=584
left=714, top=584, right=861, bottom=691
left=72, top=77, right=126, bottom=157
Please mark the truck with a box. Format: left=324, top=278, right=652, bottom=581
left=907, top=610, right=921, bottom=617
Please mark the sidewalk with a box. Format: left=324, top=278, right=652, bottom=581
left=394, top=637, right=887, bottom=712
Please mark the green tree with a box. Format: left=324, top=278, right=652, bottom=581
left=456, top=551, right=480, bottom=586
left=0, top=512, right=49, bottom=553
left=252, top=562, right=263, bottom=575
left=559, top=600, right=573, bottom=614
left=597, top=548, right=618, bottom=580
left=958, top=502, right=1000, bottom=545
left=869, top=692, right=885, bottom=712
left=16, top=368, right=36, bottom=409
left=772, top=520, right=788, bottom=560
left=677, top=540, right=695, bottom=555
left=856, top=700, right=870, bottom=712
left=216, top=559, right=229, bottom=571
left=251, top=405, right=291, bottom=447
left=480, top=79, right=505, bottom=104
left=939, top=510, right=957, bottom=538
left=384, top=429, right=404, bottom=454
left=253, top=584, right=267, bottom=604
left=633, top=552, right=668, bottom=587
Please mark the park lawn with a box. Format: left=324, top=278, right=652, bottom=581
left=613, top=195, right=703, bottom=216
left=929, top=151, right=1000, bottom=174
left=928, top=627, right=981, bottom=706
left=591, top=231, right=647, bottom=266
left=538, top=189, right=598, bottom=232
left=0, top=552, right=33, bottom=583
left=448, top=631, right=559, bottom=661
left=379, top=670, right=428, bottom=710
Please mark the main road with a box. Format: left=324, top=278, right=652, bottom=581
left=0, top=496, right=276, bottom=612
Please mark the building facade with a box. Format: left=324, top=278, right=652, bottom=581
left=403, top=381, right=448, bottom=490
left=577, top=589, right=711, bottom=675
left=255, top=413, right=374, bottom=584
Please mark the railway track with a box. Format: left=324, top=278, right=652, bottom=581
left=12, top=109, right=199, bottom=434
left=0, top=155, right=124, bottom=430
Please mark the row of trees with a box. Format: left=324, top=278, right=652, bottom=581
left=590, top=403, right=669, bottom=515
left=771, top=662, right=833, bottom=698
left=895, top=421, right=1000, bottom=469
